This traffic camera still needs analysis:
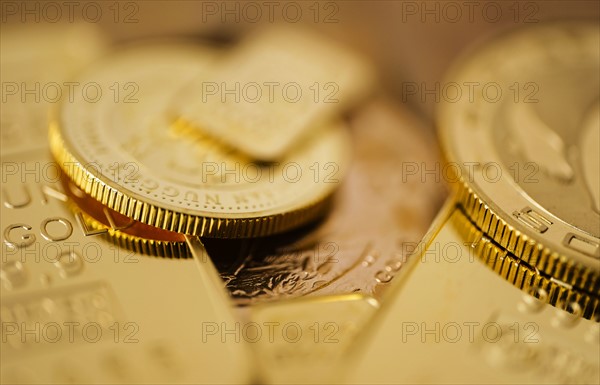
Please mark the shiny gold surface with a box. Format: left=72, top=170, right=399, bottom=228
left=250, top=294, right=379, bottom=384
left=1, top=149, right=252, bottom=385
left=54, top=98, right=444, bottom=304
left=0, top=23, right=109, bottom=157
left=208, top=100, right=444, bottom=304
left=455, top=207, right=599, bottom=320
left=49, top=42, right=351, bottom=238
left=439, top=23, right=600, bottom=294
left=3, top=9, right=599, bottom=385
left=61, top=176, right=190, bottom=259
left=175, top=26, right=375, bottom=161
left=1, top=27, right=251, bottom=383
left=345, top=206, right=599, bottom=384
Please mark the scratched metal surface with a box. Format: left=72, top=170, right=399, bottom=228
left=206, top=98, right=446, bottom=305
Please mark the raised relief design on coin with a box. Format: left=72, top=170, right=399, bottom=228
left=208, top=100, right=444, bottom=303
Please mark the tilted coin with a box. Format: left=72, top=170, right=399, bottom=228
left=438, top=23, right=600, bottom=296
left=49, top=43, right=351, bottom=238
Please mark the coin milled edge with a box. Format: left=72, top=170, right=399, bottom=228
left=49, top=122, right=334, bottom=238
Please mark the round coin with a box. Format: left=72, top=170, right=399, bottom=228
left=438, top=23, right=599, bottom=295
left=49, top=43, right=351, bottom=238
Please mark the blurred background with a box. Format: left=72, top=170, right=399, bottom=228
left=3, top=0, right=597, bottom=121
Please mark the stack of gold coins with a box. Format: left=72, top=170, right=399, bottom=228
left=439, top=22, right=599, bottom=321
left=344, top=22, right=599, bottom=385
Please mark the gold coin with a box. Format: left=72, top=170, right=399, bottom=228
left=49, top=43, right=351, bottom=238
left=438, top=23, right=599, bottom=294
left=60, top=175, right=190, bottom=258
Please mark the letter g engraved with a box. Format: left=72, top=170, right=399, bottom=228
left=4, top=224, right=35, bottom=248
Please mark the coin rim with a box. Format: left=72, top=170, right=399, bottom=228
left=50, top=120, right=336, bottom=238
left=453, top=205, right=599, bottom=321
left=72, top=205, right=192, bottom=258
left=48, top=42, right=351, bottom=238
left=438, top=22, right=600, bottom=293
